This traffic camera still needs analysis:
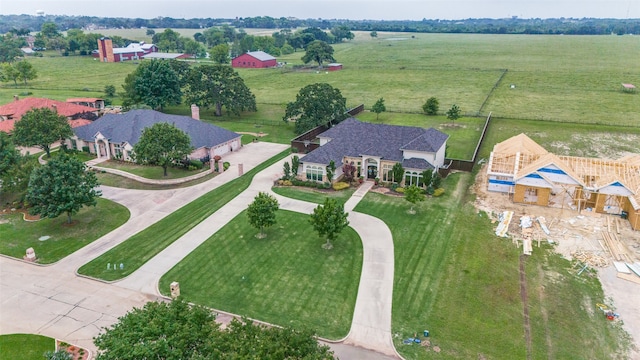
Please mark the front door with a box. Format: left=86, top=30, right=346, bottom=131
left=367, top=165, right=378, bottom=179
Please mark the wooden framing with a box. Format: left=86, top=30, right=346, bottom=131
left=488, top=133, right=640, bottom=230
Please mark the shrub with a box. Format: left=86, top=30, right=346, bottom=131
left=323, top=182, right=331, bottom=189
left=188, top=165, right=197, bottom=171
left=223, top=162, right=230, bottom=171
left=332, top=182, right=350, bottom=191
left=189, top=159, right=203, bottom=169
left=433, top=188, right=446, bottom=197
left=277, top=179, right=293, bottom=186
left=395, top=187, right=405, bottom=193
left=213, top=155, right=222, bottom=162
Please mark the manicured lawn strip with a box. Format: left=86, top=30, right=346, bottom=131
left=78, top=149, right=290, bottom=281
left=51, top=149, right=96, bottom=162
left=95, top=171, right=218, bottom=190
left=159, top=210, right=362, bottom=340
left=0, top=198, right=129, bottom=264
left=98, top=160, right=208, bottom=179
left=0, top=334, right=55, bottom=360
left=271, top=186, right=356, bottom=205
left=354, top=173, right=628, bottom=359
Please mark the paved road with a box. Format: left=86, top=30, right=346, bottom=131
left=1, top=145, right=400, bottom=359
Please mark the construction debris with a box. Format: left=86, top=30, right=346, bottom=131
left=573, top=251, right=608, bottom=268
left=495, top=211, right=513, bottom=237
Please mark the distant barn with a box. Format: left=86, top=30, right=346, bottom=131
left=232, top=51, right=277, bottom=68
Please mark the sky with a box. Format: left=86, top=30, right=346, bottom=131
left=1, top=0, right=639, bottom=20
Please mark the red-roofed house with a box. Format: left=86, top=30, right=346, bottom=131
left=232, top=51, right=277, bottom=68
left=0, top=97, right=100, bottom=133
left=67, top=98, right=105, bottom=110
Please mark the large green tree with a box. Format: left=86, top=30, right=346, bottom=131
left=247, top=192, right=279, bottom=238
left=26, top=153, right=101, bottom=224
left=133, top=122, right=193, bottom=177
left=14, top=60, right=37, bottom=85
left=184, top=64, right=256, bottom=117
left=301, top=40, right=335, bottom=67
left=94, top=298, right=335, bottom=360
left=309, top=198, right=349, bottom=250
left=0, top=132, right=37, bottom=200
left=209, top=43, right=230, bottom=64
left=122, top=60, right=182, bottom=110
left=0, top=62, right=20, bottom=86
left=0, top=34, right=26, bottom=63
left=283, top=83, right=347, bottom=135
left=12, top=107, right=73, bottom=158
left=330, top=25, right=354, bottom=42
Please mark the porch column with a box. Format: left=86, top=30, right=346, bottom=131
left=94, top=139, right=101, bottom=158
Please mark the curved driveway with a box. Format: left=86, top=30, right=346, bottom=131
left=1, top=144, right=399, bottom=359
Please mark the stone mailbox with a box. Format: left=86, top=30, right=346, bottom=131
left=217, top=160, right=224, bottom=173
left=24, top=247, right=36, bottom=262
left=170, top=281, right=180, bottom=298
left=238, top=163, right=244, bottom=176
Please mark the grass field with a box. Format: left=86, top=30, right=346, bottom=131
left=0, top=334, right=55, bottom=360
left=0, top=198, right=129, bottom=264
left=354, top=173, right=629, bottom=359
left=3, top=32, right=638, bottom=130
left=271, top=186, right=356, bottom=205
left=158, top=210, right=362, bottom=340
left=95, top=171, right=218, bottom=190
left=78, top=149, right=289, bottom=280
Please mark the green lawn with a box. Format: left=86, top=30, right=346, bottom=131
left=271, top=186, right=356, bottom=205
left=159, top=209, right=362, bottom=340
left=98, top=160, right=209, bottom=179
left=0, top=198, right=129, bottom=264
left=95, top=171, right=218, bottom=190
left=0, top=334, right=55, bottom=360
left=354, top=173, right=629, bottom=359
left=50, top=149, right=96, bottom=163
left=78, top=149, right=289, bottom=280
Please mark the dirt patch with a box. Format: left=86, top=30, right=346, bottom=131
left=519, top=255, right=533, bottom=360
left=237, top=131, right=268, bottom=137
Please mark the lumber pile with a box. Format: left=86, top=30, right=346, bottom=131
left=572, top=251, right=608, bottom=267
left=600, top=231, right=633, bottom=263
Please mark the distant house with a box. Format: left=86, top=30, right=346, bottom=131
left=66, top=98, right=105, bottom=110
left=0, top=97, right=99, bottom=133
left=95, top=38, right=158, bottom=63
left=298, top=118, right=449, bottom=184
left=67, top=109, right=242, bottom=162
left=232, top=51, right=277, bottom=68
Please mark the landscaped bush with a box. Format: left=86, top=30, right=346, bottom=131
left=433, top=188, right=446, bottom=197
left=82, top=146, right=90, bottom=153
left=188, top=165, right=197, bottom=171
left=223, top=162, right=230, bottom=171
left=189, top=159, right=203, bottom=169
left=332, top=182, right=350, bottom=191
left=395, top=187, right=405, bottom=193
left=277, top=179, right=293, bottom=186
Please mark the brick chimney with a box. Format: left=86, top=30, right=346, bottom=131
left=13, top=95, right=19, bottom=101
left=191, top=104, right=200, bottom=120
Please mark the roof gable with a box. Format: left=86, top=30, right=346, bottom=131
left=515, top=153, right=584, bottom=186
left=73, top=110, right=240, bottom=149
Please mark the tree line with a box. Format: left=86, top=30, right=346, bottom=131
left=2, top=14, right=639, bottom=36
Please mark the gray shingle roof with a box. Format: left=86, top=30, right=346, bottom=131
left=301, top=118, right=448, bottom=169
left=73, top=109, right=240, bottom=148
left=246, top=51, right=276, bottom=61
left=403, top=158, right=433, bottom=170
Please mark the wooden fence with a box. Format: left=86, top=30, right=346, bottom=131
left=443, top=112, right=492, bottom=173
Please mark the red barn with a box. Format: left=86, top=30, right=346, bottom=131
left=232, top=51, right=277, bottom=68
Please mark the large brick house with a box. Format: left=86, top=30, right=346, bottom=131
left=299, top=118, right=449, bottom=185
left=67, top=109, right=241, bottom=162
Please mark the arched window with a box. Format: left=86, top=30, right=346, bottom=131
left=306, top=165, right=324, bottom=182
left=404, top=171, right=422, bottom=186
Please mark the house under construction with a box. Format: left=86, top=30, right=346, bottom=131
left=487, top=134, right=640, bottom=231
